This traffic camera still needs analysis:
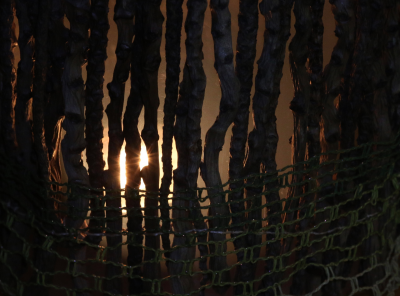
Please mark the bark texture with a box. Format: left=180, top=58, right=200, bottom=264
left=228, top=0, right=258, bottom=293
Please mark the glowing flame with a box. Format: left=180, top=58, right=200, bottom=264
left=120, top=145, right=148, bottom=214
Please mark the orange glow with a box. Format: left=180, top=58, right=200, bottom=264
left=120, top=145, right=148, bottom=213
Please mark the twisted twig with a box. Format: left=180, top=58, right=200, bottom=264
left=200, top=0, right=239, bottom=293
left=169, top=0, right=208, bottom=293
left=104, top=0, right=135, bottom=293
left=228, top=0, right=258, bottom=293
left=84, top=0, right=109, bottom=244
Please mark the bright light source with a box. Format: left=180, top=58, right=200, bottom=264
left=120, top=145, right=148, bottom=214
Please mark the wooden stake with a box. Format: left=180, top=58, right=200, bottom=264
left=104, top=0, right=135, bottom=293
left=84, top=0, right=109, bottom=244
left=200, top=0, right=239, bottom=293
left=228, top=0, right=258, bottom=294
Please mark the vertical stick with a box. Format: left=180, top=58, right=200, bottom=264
left=45, top=0, right=67, bottom=199
left=160, top=0, right=184, bottom=261
left=32, top=0, right=51, bottom=191
left=30, top=1, right=63, bottom=295
left=228, top=0, right=258, bottom=294
left=286, top=0, right=314, bottom=294
left=357, top=0, right=388, bottom=289
left=320, top=0, right=355, bottom=157
left=312, top=1, right=355, bottom=294
left=257, top=1, right=294, bottom=295
left=62, top=0, right=91, bottom=221
left=0, top=0, right=17, bottom=157
left=0, top=2, right=30, bottom=289
left=104, top=0, right=135, bottom=293
left=61, top=1, right=91, bottom=294
left=307, top=0, right=324, bottom=160
left=124, top=2, right=143, bottom=293
left=200, top=0, right=239, bottom=293
left=85, top=0, right=110, bottom=244
left=169, top=0, right=207, bottom=293
left=390, top=0, right=400, bottom=133
left=14, top=0, right=36, bottom=171
left=135, top=0, right=164, bottom=291
left=335, top=2, right=370, bottom=288
left=304, top=1, right=324, bottom=293
left=241, top=0, right=293, bottom=294
left=44, top=0, right=67, bottom=164
left=183, top=0, right=209, bottom=290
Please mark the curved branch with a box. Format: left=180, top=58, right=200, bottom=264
left=200, top=0, right=239, bottom=293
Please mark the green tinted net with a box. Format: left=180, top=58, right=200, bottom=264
left=1, top=136, right=400, bottom=296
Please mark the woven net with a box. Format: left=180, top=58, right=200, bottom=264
left=1, top=135, right=400, bottom=296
